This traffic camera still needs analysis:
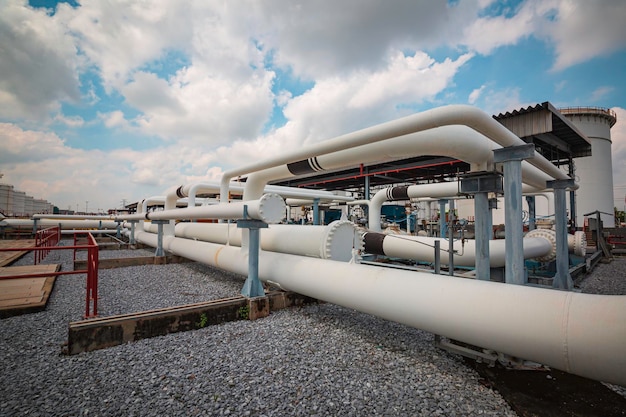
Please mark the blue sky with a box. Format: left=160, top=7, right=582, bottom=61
left=1, top=0, right=625, bottom=212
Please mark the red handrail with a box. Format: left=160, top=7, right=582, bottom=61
left=0, top=231, right=99, bottom=318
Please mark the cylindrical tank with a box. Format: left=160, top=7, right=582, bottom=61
left=560, top=107, right=617, bottom=228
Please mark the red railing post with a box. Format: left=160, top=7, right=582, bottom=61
left=83, top=233, right=99, bottom=318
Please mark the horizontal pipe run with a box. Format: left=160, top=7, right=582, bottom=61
left=116, top=193, right=286, bottom=224
left=132, top=232, right=626, bottom=387
left=174, top=220, right=361, bottom=261
left=221, top=105, right=569, bottom=201
left=363, top=232, right=554, bottom=267
left=1, top=219, right=119, bottom=229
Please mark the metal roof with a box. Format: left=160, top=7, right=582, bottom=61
left=494, top=101, right=591, bottom=160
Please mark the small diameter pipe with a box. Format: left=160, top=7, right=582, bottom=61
left=363, top=232, right=553, bottom=267
left=32, top=214, right=115, bottom=220
left=132, top=231, right=626, bottom=387
left=1, top=218, right=119, bottom=229
left=116, top=193, right=286, bottom=224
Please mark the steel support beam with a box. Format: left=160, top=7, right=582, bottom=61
left=494, top=144, right=535, bottom=285
left=152, top=220, right=169, bottom=257
left=547, top=179, right=576, bottom=290
left=238, top=210, right=268, bottom=298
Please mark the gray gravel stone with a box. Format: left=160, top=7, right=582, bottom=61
left=4, top=243, right=623, bottom=416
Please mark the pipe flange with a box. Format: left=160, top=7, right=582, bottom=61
left=321, top=220, right=363, bottom=261
left=526, top=228, right=557, bottom=262
left=257, top=193, right=286, bottom=224
left=569, top=231, right=587, bottom=257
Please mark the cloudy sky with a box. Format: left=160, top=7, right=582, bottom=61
left=1, top=0, right=625, bottom=213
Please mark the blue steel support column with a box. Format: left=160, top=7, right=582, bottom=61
left=525, top=196, right=536, bottom=231
left=116, top=221, right=122, bottom=239
left=32, top=218, right=38, bottom=236
left=313, top=198, right=320, bottom=225
left=439, top=199, right=448, bottom=238
left=152, top=219, right=169, bottom=257
left=493, top=144, right=535, bottom=285
left=475, top=192, right=490, bottom=281
left=547, top=179, right=576, bottom=290
left=129, top=220, right=137, bottom=245
left=238, top=206, right=268, bottom=298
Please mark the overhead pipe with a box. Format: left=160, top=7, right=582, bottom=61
left=240, top=125, right=560, bottom=203
left=131, top=232, right=626, bottom=387
left=218, top=105, right=569, bottom=202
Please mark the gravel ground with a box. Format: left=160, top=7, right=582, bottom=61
left=1, top=245, right=624, bottom=416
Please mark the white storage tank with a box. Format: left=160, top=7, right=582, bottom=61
left=560, top=107, right=617, bottom=228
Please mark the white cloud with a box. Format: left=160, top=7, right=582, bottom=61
left=591, top=86, right=614, bottom=103
left=545, top=0, right=626, bottom=71
left=468, top=85, right=486, bottom=104
left=0, top=0, right=81, bottom=120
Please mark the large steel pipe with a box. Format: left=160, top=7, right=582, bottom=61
left=241, top=125, right=557, bottom=201
left=219, top=105, right=569, bottom=201
left=363, top=232, right=554, bottom=266
left=132, top=232, right=626, bottom=387
left=175, top=220, right=361, bottom=261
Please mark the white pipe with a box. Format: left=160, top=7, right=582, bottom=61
left=175, top=220, right=361, bottom=261
left=173, top=181, right=353, bottom=207
left=32, top=214, right=115, bottom=220
left=1, top=218, right=119, bottom=229
left=219, top=105, right=569, bottom=201
left=241, top=125, right=558, bottom=202
left=132, top=231, right=626, bottom=387
left=116, top=193, right=286, bottom=224
left=369, top=181, right=545, bottom=232
left=363, top=232, right=554, bottom=266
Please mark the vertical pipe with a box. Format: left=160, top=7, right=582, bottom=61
left=448, top=199, right=455, bottom=276
left=526, top=196, right=536, bottom=231
left=475, top=192, right=490, bottom=280
left=364, top=167, right=370, bottom=200
left=568, top=158, right=577, bottom=230
left=426, top=202, right=432, bottom=237
left=434, top=240, right=441, bottom=275
left=439, top=199, right=447, bottom=238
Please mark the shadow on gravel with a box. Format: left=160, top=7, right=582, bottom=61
left=465, top=359, right=626, bottom=416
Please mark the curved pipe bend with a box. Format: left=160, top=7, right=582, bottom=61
left=219, top=105, right=569, bottom=201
